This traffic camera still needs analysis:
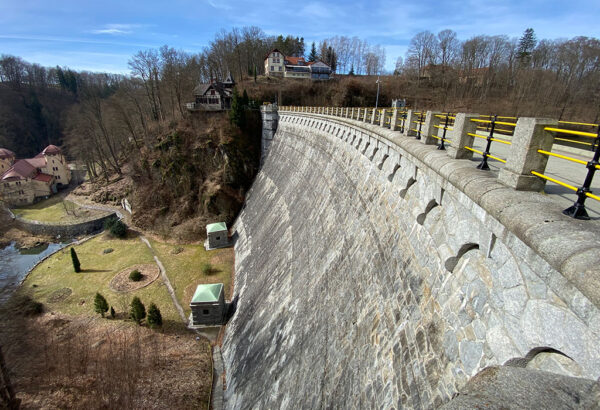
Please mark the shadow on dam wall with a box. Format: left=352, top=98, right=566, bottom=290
left=220, top=113, right=600, bottom=409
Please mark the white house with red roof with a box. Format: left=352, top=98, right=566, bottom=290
left=0, top=145, right=71, bottom=206
left=264, top=49, right=332, bottom=80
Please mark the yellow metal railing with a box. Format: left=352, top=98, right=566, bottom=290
left=467, top=116, right=515, bottom=169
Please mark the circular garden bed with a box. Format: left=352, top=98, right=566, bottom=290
left=109, top=264, right=160, bottom=292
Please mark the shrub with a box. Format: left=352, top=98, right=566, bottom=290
left=105, top=217, right=127, bottom=238
left=110, top=306, right=115, bottom=319
left=201, top=263, right=212, bottom=275
left=129, top=297, right=146, bottom=325
left=94, top=293, right=109, bottom=317
left=147, top=303, right=163, bottom=329
left=103, top=248, right=114, bottom=254
left=129, top=270, right=143, bottom=282
left=70, top=248, right=81, bottom=273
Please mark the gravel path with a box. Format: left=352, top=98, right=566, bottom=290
left=139, top=236, right=188, bottom=324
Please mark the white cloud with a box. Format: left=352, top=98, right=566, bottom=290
left=91, top=23, right=145, bottom=35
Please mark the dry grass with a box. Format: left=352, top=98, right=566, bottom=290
left=0, top=306, right=211, bottom=409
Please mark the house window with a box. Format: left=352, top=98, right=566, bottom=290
left=57, top=175, right=60, bottom=179
left=16, top=181, right=21, bottom=186
left=19, top=190, right=24, bottom=195
left=216, top=236, right=220, bottom=241
left=203, top=309, right=209, bottom=315
left=3, top=183, right=8, bottom=187
left=279, top=66, right=282, bottom=71
left=271, top=66, right=274, bottom=71
left=211, top=90, right=215, bottom=95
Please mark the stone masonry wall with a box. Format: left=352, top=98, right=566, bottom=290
left=221, top=113, right=600, bottom=409
left=13, top=212, right=116, bottom=238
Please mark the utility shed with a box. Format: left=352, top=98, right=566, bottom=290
left=190, top=283, right=225, bottom=326
left=206, top=222, right=229, bottom=250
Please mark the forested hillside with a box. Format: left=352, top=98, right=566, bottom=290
left=1, top=26, right=599, bottom=240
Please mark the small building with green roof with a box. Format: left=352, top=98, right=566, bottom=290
left=190, top=283, right=225, bottom=326
left=205, top=221, right=230, bottom=250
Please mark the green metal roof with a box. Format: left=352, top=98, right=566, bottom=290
left=191, top=283, right=223, bottom=303
left=206, top=222, right=227, bottom=234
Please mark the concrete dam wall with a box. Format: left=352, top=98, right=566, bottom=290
left=221, top=111, right=600, bottom=409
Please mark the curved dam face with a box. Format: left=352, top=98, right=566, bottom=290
left=222, top=112, right=600, bottom=409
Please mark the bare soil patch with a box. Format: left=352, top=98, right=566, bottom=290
left=109, top=264, right=160, bottom=293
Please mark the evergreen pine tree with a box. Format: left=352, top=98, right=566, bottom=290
left=147, top=303, right=163, bottom=328
left=94, top=292, right=109, bottom=317
left=308, top=42, right=318, bottom=62
left=242, top=89, right=249, bottom=107
left=348, top=64, right=355, bottom=76
left=229, top=89, right=246, bottom=128
left=130, top=297, right=146, bottom=325
left=517, top=28, right=537, bottom=63
left=110, top=306, right=115, bottom=319
left=70, top=248, right=81, bottom=273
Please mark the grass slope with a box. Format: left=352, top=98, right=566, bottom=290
left=12, top=195, right=109, bottom=223
left=149, top=240, right=234, bottom=317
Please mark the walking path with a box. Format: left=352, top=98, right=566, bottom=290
left=72, top=194, right=225, bottom=408
left=469, top=133, right=600, bottom=218
left=139, top=236, right=187, bottom=324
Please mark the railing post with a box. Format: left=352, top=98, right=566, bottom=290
left=390, top=109, right=399, bottom=131
left=370, top=108, right=376, bottom=124
left=363, top=108, right=369, bottom=122
left=420, top=111, right=441, bottom=145
left=351, top=108, right=355, bottom=119
left=497, top=117, right=557, bottom=191
left=448, top=113, right=480, bottom=159
left=405, top=110, right=417, bottom=136
left=379, top=109, right=387, bottom=127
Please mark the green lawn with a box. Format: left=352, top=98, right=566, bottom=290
left=149, top=240, right=234, bottom=317
left=12, top=195, right=110, bottom=223
left=22, top=233, right=183, bottom=329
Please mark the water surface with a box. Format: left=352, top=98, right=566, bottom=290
left=0, top=242, right=66, bottom=303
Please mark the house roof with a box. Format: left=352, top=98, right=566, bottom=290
left=207, top=222, right=227, bottom=234
left=191, top=283, right=223, bottom=303
left=42, top=145, right=62, bottom=155
left=33, top=173, right=53, bottom=182
left=25, top=157, right=47, bottom=168
left=0, top=148, right=15, bottom=159
left=193, top=81, right=231, bottom=97
left=309, top=60, right=331, bottom=68
left=264, top=48, right=283, bottom=60
left=193, top=83, right=212, bottom=96
left=285, top=56, right=307, bottom=66
left=2, top=159, right=37, bottom=181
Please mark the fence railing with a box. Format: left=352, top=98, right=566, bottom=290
left=278, top=105, right=600, bottom=220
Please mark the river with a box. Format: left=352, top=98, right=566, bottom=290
left=0, top=242, right=67, bottom=303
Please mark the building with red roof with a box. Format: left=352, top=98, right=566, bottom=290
left=264, top=49, right=332, bottom=80
left=0, top=144, right=71, bottom=206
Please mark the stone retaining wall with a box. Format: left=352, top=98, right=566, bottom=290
left=13, top=212, right=116, bottom=238
left=221, top=112, right=600, bottom=409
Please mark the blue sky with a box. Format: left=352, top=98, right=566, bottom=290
left=1, top=0, right=599, bottom=73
